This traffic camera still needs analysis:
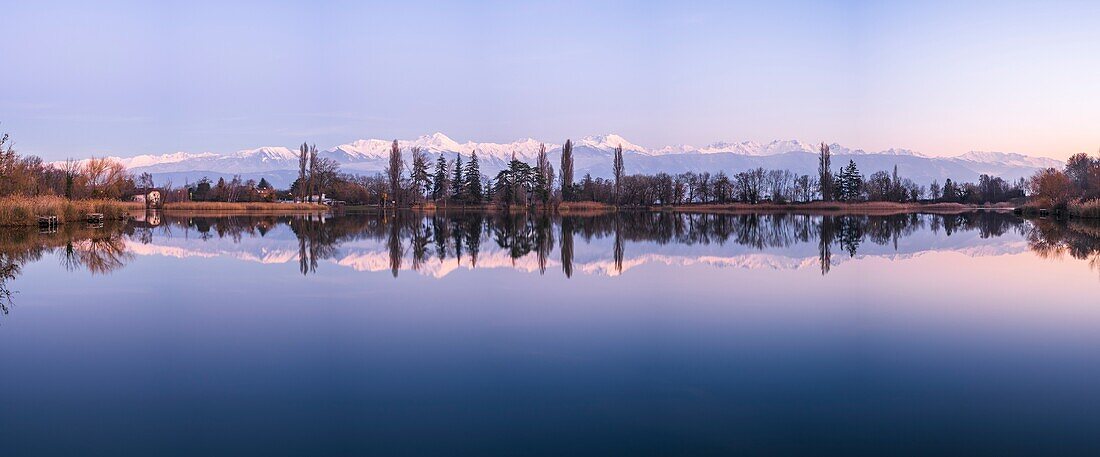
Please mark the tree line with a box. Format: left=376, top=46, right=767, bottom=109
left=178, top=141, right=1094, bottom=208
left=1026, top=151, right=1100, bottom=210
left=0, top=132, right=134, bottom=199
left=5, top=125, right=1091, bottom=209
left=345, top=139, right=1031, bottom=207
left=143, top=139, right=1041, bottom=207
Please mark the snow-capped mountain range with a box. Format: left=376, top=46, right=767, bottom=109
left=72, top=133, right=1064, bottom=188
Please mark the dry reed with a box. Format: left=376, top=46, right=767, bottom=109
left=0, top=196, right=137, bottom=226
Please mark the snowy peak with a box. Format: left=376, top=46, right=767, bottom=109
left=413, top=132, right=464, bottom=152
left=328, top=135, right=557, bottom=162
left=652, top=144, right=701, bottom=155
left=330, top=139, right=391, bottom=159
left=464, top=137, right=554, bottom=161
left=119, top=151, right=218, bottom=168
left=326, top=134, right=465, bottom=161
left=875, top=148, right=925, bottom=157
left=79, top=133, right=1065, bottom=189
left=954, top=151, right=1063, bottom=168
left=656, top=139, right=818, bottom=156
left=827, top=143, right=925, bottom=158
left=576, top=134, right=648, bottom=154
left=47, top=151, right=219, bottom=171
left=757, top=139, right=816, bottom=155
left=733, top=139, right=811, bottom=155
left=232, top=146, right=298, bottom=161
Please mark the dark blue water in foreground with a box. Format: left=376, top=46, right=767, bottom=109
left=0, top=211, right=1098, bottom=456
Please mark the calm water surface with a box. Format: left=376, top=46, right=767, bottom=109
left=0, top=211, right=1098, bottom=456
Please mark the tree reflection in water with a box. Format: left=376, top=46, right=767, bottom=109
left=0, top=211, right=1094, bottom=314
left=0, top=221, right=130, bottom=315
left=1027, top=219, right=1100, bottom=278
left=62, top=237, right=131, bottom=275
left=140, top=211, right=1081, bottom=279
left=278, top=210, right=1034, bottom=278
left=0, top=259, right=16, bottom=315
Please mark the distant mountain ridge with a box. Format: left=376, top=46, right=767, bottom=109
left=65, top=132, right=1065, bottom=188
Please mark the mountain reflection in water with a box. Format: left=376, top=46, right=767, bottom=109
left=1, top=210, right=1099, bottom=455
left=2, top=211, right=1097, bottom=292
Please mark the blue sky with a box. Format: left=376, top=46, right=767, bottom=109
left=1, top=0, right=1098, bottom=160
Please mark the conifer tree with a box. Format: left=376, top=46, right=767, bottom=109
left=484, top=176, right=495, bottom=202
left=509, top=154, right=533, bottom=204
left=533, top=160, right=548, bottom=204
left=451, top=153, right=464, bottom=201
left=838, top=160, right=863, bottom=201
left=942, top=178, right=957, bottom=202
left=463, top=150, right=483, bottom=202
left=432, top=154, right=449, bottom=201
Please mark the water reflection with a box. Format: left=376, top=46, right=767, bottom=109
left=0, top=221, right=130, bottom=314
left=1028, top=218, right=1100, bottom=277
left=0, top=211, right=1097, bottom=302
left=2, top=212, right=1096, bottom=455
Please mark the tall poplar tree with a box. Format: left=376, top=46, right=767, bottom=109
left=613, top=143, right=624, bottom=202
left=818, top=142, right=832, bottom=201
left=560, top=139, right=574, bottom=201
left=386, top=140, right=403, bottom=206
left=297, top=143, right=309, bottom=202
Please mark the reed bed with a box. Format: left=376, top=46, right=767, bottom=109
left=1069, top=199, right=1100, bottom=219
left=0, top=196, right=137, bottom=226
left=1019, top=199, right=1100, bottom=219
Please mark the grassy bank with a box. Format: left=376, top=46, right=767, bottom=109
left=0, top=196, right=139, bottom=226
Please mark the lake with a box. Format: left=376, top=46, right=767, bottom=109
left=0, top=211, right=1098, bottom=456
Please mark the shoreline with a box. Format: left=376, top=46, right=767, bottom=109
left=156, top=202, right=330, bottom=215
left=8, top=197, right=1096, bottom=227
left=650, top=201, right=1015, bottom=216
left=0, top=199, right=330, bottom=227
left=1017, top=201, right=1100, bottom=220
left=345, top=201, right=1016, bottom=216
